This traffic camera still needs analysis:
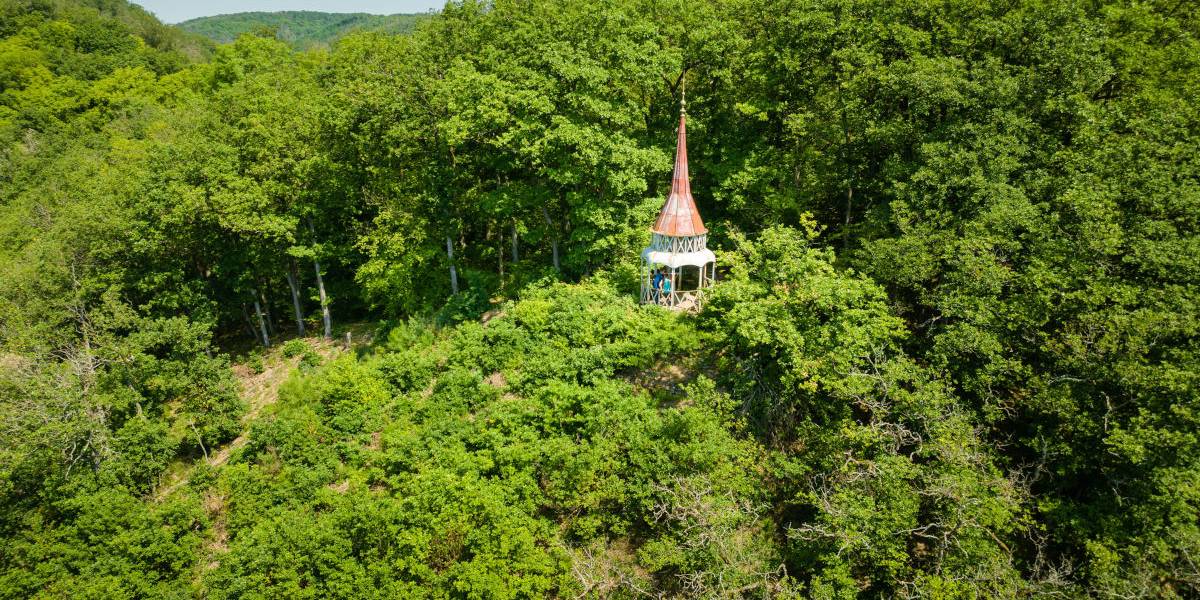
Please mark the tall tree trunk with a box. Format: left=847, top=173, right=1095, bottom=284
left=446, top=235, right=459, bottom=294
left=241, top=303, right=257, bottom=341
left=308, top=218, right=332, bottom=339
left=497, top=224, right=505, bottom=285
left=258, top=286, right=275, bottom=337
left=253, top=295, right=270, bottom=348
left=312, top=256, right=331, bottom=339
left=542, top=206, right=560, bottom=273
left=841, top=100, right=853, bottom=252
left=285, top=258, right=305, bottom=336
left=843, top=180, right=853, bottom=251
left=836, top=26, right=854, bottom=253
left=511, top=221, right=519, bottom=262
left=191, top=420, right=209, bottom=461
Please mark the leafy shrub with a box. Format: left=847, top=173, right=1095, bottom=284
left=245, top=352, right=265, bottom=375
left=434, top=270, right=495, bottom=326
left=281, top=339, right=308, bottom=358
left=298, top=349, right=322, bottom=370
left=112, top=416, right=177, bottom=493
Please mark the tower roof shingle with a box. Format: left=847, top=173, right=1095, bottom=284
left=652, top=107, right=707, bottom=237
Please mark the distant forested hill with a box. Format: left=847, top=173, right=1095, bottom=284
left=177, top=11, right=428, bottom=47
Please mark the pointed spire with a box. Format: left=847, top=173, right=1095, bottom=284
left=652, top=83, right=708, bottom=237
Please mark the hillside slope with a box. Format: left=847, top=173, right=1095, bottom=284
left=177, top=11, right=428, bottom=47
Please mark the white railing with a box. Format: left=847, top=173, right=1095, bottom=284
left=650, top=233, right=707, bottom=254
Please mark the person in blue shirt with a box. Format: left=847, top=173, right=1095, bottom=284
left=651, top=269, right=664, bottom=302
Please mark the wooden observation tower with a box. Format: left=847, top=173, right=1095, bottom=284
left=640, top=90, right=715, bottom=311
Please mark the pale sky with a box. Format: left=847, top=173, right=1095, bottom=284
left=134, top=1, right=444, bottom=24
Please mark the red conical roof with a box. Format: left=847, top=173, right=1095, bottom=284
left=652, top=108, right=707, bottom=236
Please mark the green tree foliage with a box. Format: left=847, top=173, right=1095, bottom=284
left=0, top=0, right=1197, bottom=597
left=705, top=225, right=1024, bottom=595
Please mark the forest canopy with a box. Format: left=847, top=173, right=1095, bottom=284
left=0, top=0, right=1197, bottom=598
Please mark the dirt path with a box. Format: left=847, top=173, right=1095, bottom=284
left=206, top=355, right=296, bottom=467
left=154, top=337, right=350, bottom=501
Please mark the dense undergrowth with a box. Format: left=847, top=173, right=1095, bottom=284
left=4, top=235, right=1033, bottom=598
